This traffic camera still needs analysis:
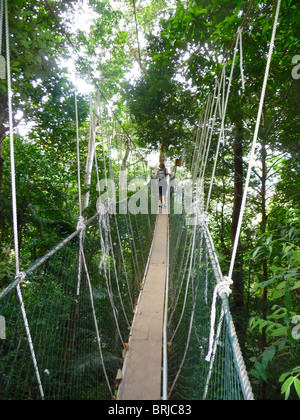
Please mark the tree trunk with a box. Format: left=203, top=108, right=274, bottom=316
left=231, top=121, right=244, bottom=321
left=260, top=137, right=268, bottom=400
left=159, top=142, right=166, bottom=163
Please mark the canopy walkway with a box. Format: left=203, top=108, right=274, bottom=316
left=118, top=211, right=168, bottom=400
left=0, top=195, right=254, bottom=401
left=0, top=0, right=283, bottom=402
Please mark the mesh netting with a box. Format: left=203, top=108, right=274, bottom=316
left=0, top=202, right=155, bottom=400
left=167, top=201, right=252, bottom=400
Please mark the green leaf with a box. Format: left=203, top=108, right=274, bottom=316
left=279, top=372, right=291, bottom=383
left=262, top=346, right=276, bottom=366
left=259, top=320, right=268, bottom=334
left=271, top=326, right=288, bottom=337
left=254, top=362, right=268, bottom=383
left=252, top=246, right=262, bottom=260
left=294, top=378, right=300, bottom=398
left=291, top=281, right=300, bottom=290
left=277, top=337, right=288, bottom=352
left=270, top=289, right=284, bottom=300
left=276, top=281, right=286, bottom=290
left=281, top=376, right=294, bottom=400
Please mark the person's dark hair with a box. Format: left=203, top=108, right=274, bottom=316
left=159, top=163, right=165, bottom=170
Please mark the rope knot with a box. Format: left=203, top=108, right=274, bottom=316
left=216, top=276, right=233, bottom=298
left=16, top=271, right=27, bottom=283
left=77, top=216, right=86, bottom=232
left=97, top=197, right=115, bottom=216
left=205, top=276, right=233, bottom=362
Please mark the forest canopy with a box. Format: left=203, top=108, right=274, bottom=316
left=0, top=0, right=299, bottom=400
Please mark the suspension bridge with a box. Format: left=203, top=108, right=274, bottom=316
left=0, top=0, right=282, bottom=401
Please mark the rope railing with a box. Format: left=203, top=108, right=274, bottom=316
left=166, top=195, right=254, bottom=400
left=0, top=0, right=155, bottom=399
left=1, top=0, right=282, bottom=401
left=166, top=0, right=281, bottom=399
left=0, top=195, right=156, bottom=400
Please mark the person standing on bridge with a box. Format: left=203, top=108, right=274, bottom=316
left=155, top=163, right=170, bottom=209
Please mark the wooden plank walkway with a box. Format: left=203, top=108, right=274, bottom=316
left=118, top=211, right=168, bottom=400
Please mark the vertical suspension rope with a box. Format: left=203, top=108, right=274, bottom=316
left=205, top=31, right=239, bottom=212
left=228, top=0, right=282, bottom=280
left=4, top=0, right=45, bottom=400
left=75, top=87, right=84, bottom=296
left=75, top=87, right=82, bottom=218
left=238, top=28, right=245, bottom=92
left=79, top=232, right=114, bottom=399
left=5, top=0, right=19, bottom=274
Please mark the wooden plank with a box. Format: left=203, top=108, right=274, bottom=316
left=117, top=213, right=168, bottom=400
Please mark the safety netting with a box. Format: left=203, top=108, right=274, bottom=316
left=0, top=201, right=155, bottom=400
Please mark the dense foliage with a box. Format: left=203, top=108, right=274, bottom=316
left=0, top=0, right=299, bottom=400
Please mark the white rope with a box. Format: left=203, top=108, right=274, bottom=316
left=169, top=215, right=199, bottom=344
left=0, top=0, right=4, bottom=53
left=190, top=114, right=201, bottom=179
left=127, top=212, right=140, bottom=283
left=75, top=93, right=126, bottom=395
left=93, top=94, right=127, bottom=342
left=205, top=35, right=238, bottom=212
left=16, top=283, right=45, bottom=400
left=98, top=93, right=131, bottom=341
left=76, top=216, right=86, bottom=296
left=75, top=87, right=82, bottom=217
left=98, top=208, right=110, bottom=274
left=218, top=66, right=225, bottom=119
left=168, top=226, right=193, bottom=327
left=205, top=276, right=233, bottom=362
left=238, top=27, right=245, bottom=92
left=108, top=218, right=130, bottom=328
left=98, top=210, right=126, bottom=346
left=204, top=241, right=209, bottom=305
left=79, top=243, right=113, bottom=399
left=4, top=0, right=45, bottom=400
left=5, top=0, right=19, bottom=274
left=203, top=308, right=225, bottom=399
left=77, top=216, right=86, bottom=231
left=168, top=228, right=204, bottom=398
left=228, top=0, right=281, bottom=280
left=192, top=107, right=207, bottom=181
left=197, top=91, right=216, bottom=183
left=199, top=83, right=220, bottom=183
left=113, top=213, right=134, bottom=309
left=193, top=92, right=213, bottom=182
